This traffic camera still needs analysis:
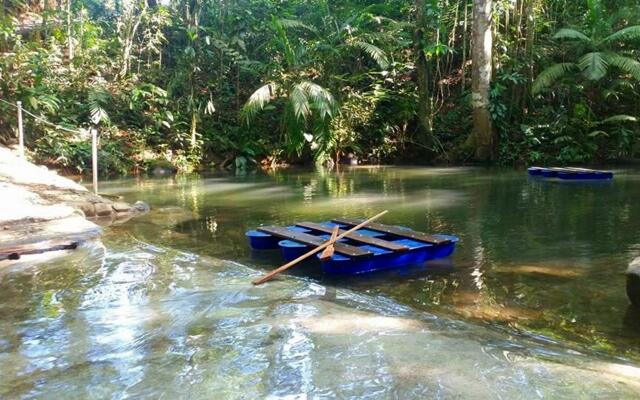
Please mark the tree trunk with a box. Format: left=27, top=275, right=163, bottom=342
left=471, top=0, right=495, bottom=161
left=66, top=0, right=74, bottom=60
left=414, top=0, right=434, bottom=145
left=524, top=0, right=536, bottom=88
left=461, top=1, right=469, bottom=94
left=119, top=1, right=148, bottom=77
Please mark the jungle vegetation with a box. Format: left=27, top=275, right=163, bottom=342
left=0, top=0, right=639, bottom=174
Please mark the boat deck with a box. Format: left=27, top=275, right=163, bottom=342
left=247, top=219, right=459, bottom=275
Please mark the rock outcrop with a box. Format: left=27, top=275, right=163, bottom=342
left=0, top=147, right=147, bottom=261
left=627, top=257, right=640, bottom=308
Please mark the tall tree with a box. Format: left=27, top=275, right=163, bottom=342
left=414, top=0, right=434, bottom=143
left=471, top=0, right=494, bottom=161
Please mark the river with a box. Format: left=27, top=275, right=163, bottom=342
left=1, top=166, right=640, bottom=398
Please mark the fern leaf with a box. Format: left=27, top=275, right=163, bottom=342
left=532, top=63, right=577, bottom=94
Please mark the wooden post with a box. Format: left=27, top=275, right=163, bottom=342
left=17, top=101, right=24, bottom=158
left=91, top=128, right=98, bottom=194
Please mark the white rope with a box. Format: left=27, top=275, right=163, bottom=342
left=0, top=97, right=85, bottom=135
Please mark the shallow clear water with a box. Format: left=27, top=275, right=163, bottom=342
left=2, top=166, right=640, bottom=398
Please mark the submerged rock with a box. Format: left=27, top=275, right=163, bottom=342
left=133, top=200, right=151, bottom=213
left=627, top=257, right=640, bottom=308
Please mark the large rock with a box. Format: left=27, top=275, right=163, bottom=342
left=626, top=257, right=640, bottom=308
left=0, top=182, right=79, bottom=223
left=112, top=202, right=132, bottom=213
left=94, top=203, right=114, bottom=217
left=0, top=147, right=87, bottom=192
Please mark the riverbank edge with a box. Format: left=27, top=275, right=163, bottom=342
left=0, top=146, right=147, bottom=262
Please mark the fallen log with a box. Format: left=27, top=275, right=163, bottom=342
left=0, top=240, right=81, bottom=261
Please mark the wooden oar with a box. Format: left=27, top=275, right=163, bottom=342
left=319, top=225, right=339, bottom=261
left=252, top=210, right=388, bottom=285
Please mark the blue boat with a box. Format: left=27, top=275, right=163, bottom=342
left=528, top=166, right=613, bottom=180
left=246, top=219, right=459, bottom=275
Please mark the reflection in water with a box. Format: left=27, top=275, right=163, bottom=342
left=1, top=240, right=640, bottom=398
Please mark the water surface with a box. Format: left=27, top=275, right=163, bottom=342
left=2, top=166, right=640, bottom=398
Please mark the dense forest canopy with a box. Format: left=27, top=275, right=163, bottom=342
left=1, top=0, right=639, bottom=173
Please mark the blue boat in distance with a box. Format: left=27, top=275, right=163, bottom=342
left=528, top=166, right=613, bottom=180
left=246, top=219, right=459, bottom=275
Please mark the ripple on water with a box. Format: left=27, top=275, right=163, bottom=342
left=0, top=241, right=639, bottom=399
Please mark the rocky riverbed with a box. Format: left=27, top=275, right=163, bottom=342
left=0, top=147, right=146, bottom=262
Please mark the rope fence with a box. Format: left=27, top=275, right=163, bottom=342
left=0, top=97, right=100, bottom=194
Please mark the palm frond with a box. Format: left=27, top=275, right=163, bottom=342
left=290, top=83, right=311, bottom=120
left=33, top=93, right=61, bottom=114
left=297, top=81, right=337, bottom=120
left=283, top=100, right=306, bottom=155
left=270, top=16, right=297, bottom=67
left=586, top=0, right=603, bottom=29
left=352, top=41, right=389, bottom=69
left=602, top=25, right=640, bottom=44
left=88, top=88, right=111, bottom=125
left=605, top=53, right=640, bottom=81
left=598, top=114, right=638, bottom=124
left=311, top=114, right=334, bottom=159
left=241, top=82, right=277, bottom=125
left=578, top=52, right=608, bottom=80
left=90, top=106, right=110, bottom=125
left=532, top=63, right=577, bottom=94
left=553, top=28, right=592, bottom=43
left=277, top=18, right=317, bottom=33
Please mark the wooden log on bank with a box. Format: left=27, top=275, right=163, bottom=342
left=0, top=240, right=81, bottom=261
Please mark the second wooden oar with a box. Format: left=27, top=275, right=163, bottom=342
left=252, top=210, right=388, bottom=285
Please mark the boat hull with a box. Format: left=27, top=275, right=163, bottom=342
left=528, top=167, right=613, bottom=180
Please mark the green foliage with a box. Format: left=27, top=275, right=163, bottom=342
left=0, top=0, right=638, bottom=171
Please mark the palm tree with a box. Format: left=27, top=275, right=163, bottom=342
left=533, top=0, right=640, bottom=94
left=242, top=16, right=340, bottom=159
left=242, top=80, right=337, bottom=156
left=243, top=5, right=401, bottom=161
